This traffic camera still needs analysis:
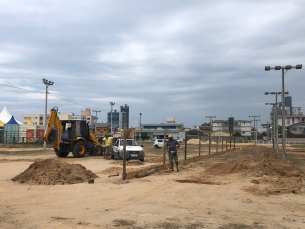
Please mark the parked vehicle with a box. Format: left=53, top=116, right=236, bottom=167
left=43, top=107, right=102, bottom=158
left=112, top=139, right=145, bottom=162
left=177, top=137, right=183, bottom=143
left=154, top=139, right=166, bottom=148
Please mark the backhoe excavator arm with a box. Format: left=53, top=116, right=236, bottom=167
left=43, top=108, right=63, bottom=151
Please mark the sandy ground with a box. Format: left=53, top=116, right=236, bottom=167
left=0, top=146, right=305, bottom=229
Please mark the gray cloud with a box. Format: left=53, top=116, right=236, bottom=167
left=1, top=0, right=305, bottom=128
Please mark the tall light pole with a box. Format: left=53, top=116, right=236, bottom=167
left=110, top=102, right=115, bottom=135
left=249, top=115, right=260, bottom=145
left=265, top=64, right=302, bottom=161
left=265, top=92, right=288, bottom=154
left=93, top=110, right=101, bottom=135
left=139, top=113, right=142, bottom=141
left=42, top=78, right=54, bottom=150
left=206, top=116, right=216, bottom=155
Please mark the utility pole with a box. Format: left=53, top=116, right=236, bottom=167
left=249, top=115, right=260, bottom=145
left=42, top=78, right=54, bottom=150
left=265, top=64, right=302, bottom=161
left=265, top=92, right=288, bottom=154
left=205, top=116, right=216, bottom=155
left=139, top=113, right=142, bottom=141
left=110, top=102, right=115, bottom=135
left=93, top=110, right=101, bottom=135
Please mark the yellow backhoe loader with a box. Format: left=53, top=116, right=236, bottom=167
left=43, top=107, right=102, bottom=158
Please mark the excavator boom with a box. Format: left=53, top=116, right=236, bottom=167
left=43, top=108, right=63, bottom=151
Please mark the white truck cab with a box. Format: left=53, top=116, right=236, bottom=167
left=112, top=139, right=145, bottom=162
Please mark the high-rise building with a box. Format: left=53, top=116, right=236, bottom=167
left=120, top=104, right=129, bottom=129
left=107, top=104, right=129, bottom=129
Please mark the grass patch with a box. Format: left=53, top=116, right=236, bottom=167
left=290, top=144, right=305, bottom=148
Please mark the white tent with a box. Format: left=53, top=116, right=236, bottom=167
left=0, top=105, right=22, bottom=124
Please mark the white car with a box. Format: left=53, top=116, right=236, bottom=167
left=112, top=139, right=145, bottom=162
left=177, top=137, right=183, bottom=143
left=154, top=139, right=166, bottom=148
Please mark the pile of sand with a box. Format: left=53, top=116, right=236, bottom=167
left=11, top=159, right=98, bottom=185
left=187, top=139, right=206, bottom=145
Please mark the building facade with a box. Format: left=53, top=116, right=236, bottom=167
left=136, top=117, right=185, bottom=140
left=21, top=108, right=96, bottom=126
left=21, top=113, right=73, bottom=126
left=212, top=117, right=251, bottom=137
left=269, top=96, right=304, bottom=129
left=89, top=123, right=119, bottom=136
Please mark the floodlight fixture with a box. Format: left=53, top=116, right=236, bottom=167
left=264, top=64, right=302, bottom=161
left=42, top=78, right=54, bottom=150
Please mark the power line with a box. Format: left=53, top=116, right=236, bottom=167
left=0, top=83, right=108, bottom=111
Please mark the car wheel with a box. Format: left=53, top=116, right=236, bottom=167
left=154, top=145, right=159, bottom=149
left=140, top=158, right=144, bottom=162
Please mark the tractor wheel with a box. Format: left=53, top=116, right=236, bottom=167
left=72, top=141, right=86, bottom=158
left=93, top=145, right=102, bottom=156
left=55, top=149, right=69, bottom=158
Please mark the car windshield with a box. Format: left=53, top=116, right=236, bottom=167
left=119, top=139, right=139, bottom=146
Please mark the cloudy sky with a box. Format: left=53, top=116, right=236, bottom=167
left=0, top=0, right=305, bottom=128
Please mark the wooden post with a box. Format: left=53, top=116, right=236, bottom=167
left=184, top=131, right=187, bottom=160
left=234, top=135, right=236, bottom=150
left=226, top=138, right=227, bottom=150
left=230, top=135, right=232, bottom=149
left=163, top=129, right=166, bottom=165
left=122, top=126, right=127, bottom=180
left=199, top=133, right=201, bottom=156
left=216, top=136, right=218, bottom=153
left=222, top=137, right=223, bottom=152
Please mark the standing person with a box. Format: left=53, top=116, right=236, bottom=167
left=106, top=133, right=114, bottom=159
left=102, top=134, right=108, bottom=158
left=165, top=134, right=180, bottom=172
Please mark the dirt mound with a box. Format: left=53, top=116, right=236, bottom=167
left=220, top=145, right=305, bottom=195
left=11, top=159, right=98, bottom=185
left=187, top=139, right=206, bottom=145
left=98, top=166, right=122, bottom=175
left=205, top=163, right=248, bottom=175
